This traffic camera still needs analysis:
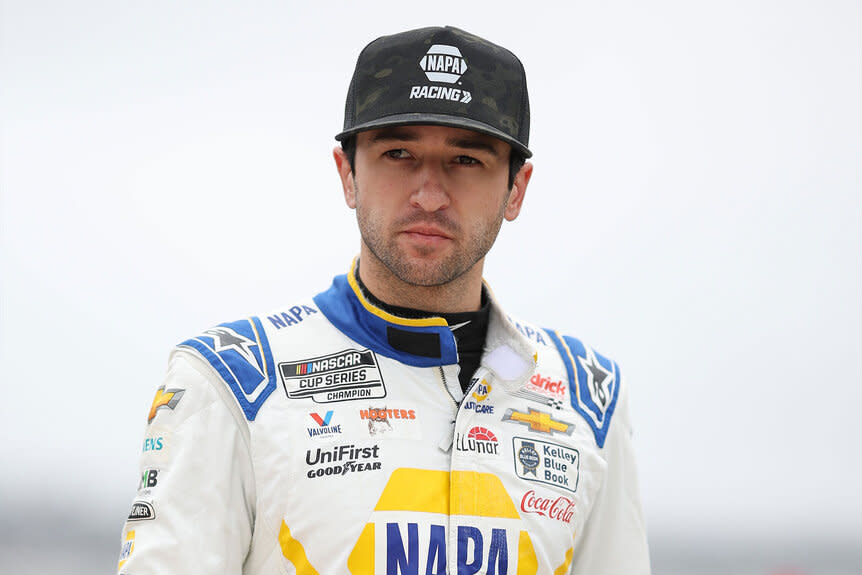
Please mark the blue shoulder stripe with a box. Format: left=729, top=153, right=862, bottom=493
left=544, top=330, right=621, bottom=448
left=180, top=317, right=277, bottom=421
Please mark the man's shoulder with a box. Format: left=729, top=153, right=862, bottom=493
left=507, top=313, right=623, bottom=449
left=172, top=295, right=328, bottom=421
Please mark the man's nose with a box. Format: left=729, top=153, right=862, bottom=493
left=409, top=162, right=450, bottom=212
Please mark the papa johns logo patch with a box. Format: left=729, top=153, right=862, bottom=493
left=280, top=349, right=386, bottom=403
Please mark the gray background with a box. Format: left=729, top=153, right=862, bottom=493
left=1, top=1, right=860, bottom=573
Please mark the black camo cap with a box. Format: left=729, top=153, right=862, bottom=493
left=336, top=26, right=532, bottom=158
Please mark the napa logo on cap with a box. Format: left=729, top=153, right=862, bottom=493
left=419, top=44, right=468, bottom=83
left=410, top=44, right=472, bottom=103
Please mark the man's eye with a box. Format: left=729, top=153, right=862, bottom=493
left=385, top=149, right=410, bottom=159
left=455, top=155, right=480, bottom=165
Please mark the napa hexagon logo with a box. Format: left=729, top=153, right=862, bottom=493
left=419, top=45, right=468, bottom=84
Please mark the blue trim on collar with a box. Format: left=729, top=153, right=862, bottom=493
left=313, top=274, right=459, bottom=367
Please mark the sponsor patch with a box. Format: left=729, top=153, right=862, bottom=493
left=127, top=501, right=155, bottom=522
left=359, top=406, right=421, bottom=439
left=454, top=426, right=499, bottom=456
left=280, top=349, right=386, bottom=403
left=266, top=304, right=318, bottom=330
left=512, top=436, right=580, bottom=493
left=462, top=378, right=495, bottom=414
left=519, top=489, right=575, bottom=524
left=502, top=407, right=574, bottom=436
left=305, top=443, right=382, bottom=478
left=527, top=373, right=566, bottom=398
left=118, top=530, right=135, bottom=570
left=341, top=468, right=550, bottom=575
left=142, top=434, right=166, bottom=454
left=307, top=410, right=343, bottom=440
left=509, top=318, right=550, bottom=346
left=409, top=44, right=473, bottom=104
left=138, top=468, right=159, bottom=491
left=147, top=386, right=184, bottom=424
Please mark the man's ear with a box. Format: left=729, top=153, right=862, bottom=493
left=504, top=161, right=533, bottom=221
left=333, top=147, right=356, bottom=208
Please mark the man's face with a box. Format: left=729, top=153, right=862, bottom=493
left=335, top=125, right=531, bottom=287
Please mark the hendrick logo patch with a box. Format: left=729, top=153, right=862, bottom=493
left=512, top=436, right=580, bottom=493
left=280, top=349, right=386, bottom=403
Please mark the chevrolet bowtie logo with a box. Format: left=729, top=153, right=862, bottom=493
left=148, top=385, right=185, bottom=423
left=502, top=408, right=574, bottom=436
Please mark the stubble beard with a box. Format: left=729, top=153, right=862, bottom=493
left=354, top=181, right=508, bottom=288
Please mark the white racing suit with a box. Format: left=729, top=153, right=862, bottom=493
left=118, top=265, right=650, bottom=574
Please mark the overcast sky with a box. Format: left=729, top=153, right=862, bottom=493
left=1, top=0, right=860, bottom=553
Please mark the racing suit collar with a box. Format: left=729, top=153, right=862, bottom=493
left=312, top=261, right=537, bottom=390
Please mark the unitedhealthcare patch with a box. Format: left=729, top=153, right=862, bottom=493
left=279, top=349, right=386, bottom=403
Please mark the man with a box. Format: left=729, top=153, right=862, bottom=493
left=118, top=26, right=650, bottom=574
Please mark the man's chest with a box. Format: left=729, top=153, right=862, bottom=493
left=245, top=343, right=608, bottom=574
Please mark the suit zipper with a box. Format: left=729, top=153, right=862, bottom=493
left=437, top=365, right=459, bottom=407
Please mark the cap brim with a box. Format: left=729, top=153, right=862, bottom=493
left=335, top=113, right=532, bottom=158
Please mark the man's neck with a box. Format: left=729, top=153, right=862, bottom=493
left=356, top=248, right=484, bottom=313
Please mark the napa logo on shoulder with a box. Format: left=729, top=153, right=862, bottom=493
left=410, top=44, right=472, bottom=103
left=280, top=349, right=386, bottom=403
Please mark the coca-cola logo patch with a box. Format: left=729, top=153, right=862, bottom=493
left=520, top=489, right=575, bottom=523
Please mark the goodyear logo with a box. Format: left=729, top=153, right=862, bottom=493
left=305, top=443, right=382, bottom=478
left=280, top=349, right=386, bottom=403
